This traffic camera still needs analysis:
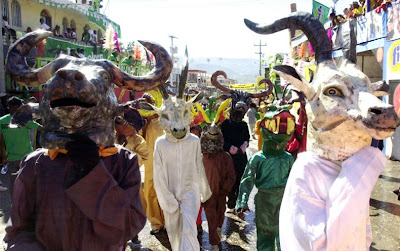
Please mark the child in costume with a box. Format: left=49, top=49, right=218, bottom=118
left=236, top=103, right=295, bottom=251
left=201, top=123, right=235, bottom=251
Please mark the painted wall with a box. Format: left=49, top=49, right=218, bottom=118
left=4, top=0, right=104, bottom=41
left=383, top=39, right=400, bottom=160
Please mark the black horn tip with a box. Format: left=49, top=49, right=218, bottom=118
left=244, top=18, right=257, bottom=30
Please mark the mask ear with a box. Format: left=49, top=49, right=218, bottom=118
left=371, top=80, right=390, bottom=97
left=274, top=65, right=311, bottom=99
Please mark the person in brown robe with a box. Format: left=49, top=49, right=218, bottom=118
left=201, top=124, right=236, bottom=250
left=4, top=135, right=146, bottom=251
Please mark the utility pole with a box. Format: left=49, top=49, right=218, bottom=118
left=254, top=40, right=266, bottom=92
left=0, top=5, right=5, bottom=95
left=169, top=35, right=177, bottom=88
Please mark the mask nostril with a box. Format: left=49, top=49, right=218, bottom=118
left=74, top=72, right=84, bottom=81
left=173, top=128, right=177, bottom=132
left=370, top=108, right=383, bottom=115
left=57, top=70, right=67, bottom=80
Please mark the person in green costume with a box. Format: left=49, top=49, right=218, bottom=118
left=205, top=97, right=217, bottom=122
left=236, top=104, right=295, bottom=251
left=122, top=55, right=134, bottom=66
left=108, top=50, right=120, bottom=63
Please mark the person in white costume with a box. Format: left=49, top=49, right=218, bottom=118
left=141, top=52, right=212, bottom=251
left=244, top=12, right=400, bottom=250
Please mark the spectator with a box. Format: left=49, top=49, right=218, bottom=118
left=343, top=8, right=352, bottom=20
left=81, top=29, right=90, bottom=43
left=70, top=28, right=77, bottom=41
left=26, top=27, right=32, bottom=33
left=62, top=27, right=70, bottom=38
left=351, top=2, right=363, bottom=18
left=39, top=18, right=50, bottom=31
left=92, top=30, right=98, bottom=44
left=122, top=55, right=134, bottom=66
left=0, top=96, right=42, bottom=196
left=52, top=25, right=61, bottom=37
left=78, top=48, right=85, bottom=58
left=108, top=50, right=119, bottom=63
left=88, top=29, right=97, bottom=53
left=69, top=48, right=79, bottom=58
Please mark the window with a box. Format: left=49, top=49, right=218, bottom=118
left=40, top=9, right=51, bottom=29
left=62, top=17, right=68, bottom=31
left=2, top=0, right=9, bottom=21
left=70, top=19, right=76, bottom=29
left=11, top=0, right=20, bottom=27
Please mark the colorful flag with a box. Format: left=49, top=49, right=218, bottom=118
left=312, top=0, right=330, bottom=25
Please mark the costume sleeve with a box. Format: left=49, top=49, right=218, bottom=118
left=152, top=144, right=180, bottom=214
left=242, top=122, right=250, bottom=143
left=254, top=120, right=261, bottom=135
left=4, top=154, right=45, bottom=251
left=324, top=146, right=385, bottom=249
left=196, top=140, right=212, bottom=203
left=236, top=156, right=257, bottom=209
left=221, top=121, right=232, bottom=152
left=65, top=153, right=146, bottom=245
left=221, top=152, right=236, bottom=195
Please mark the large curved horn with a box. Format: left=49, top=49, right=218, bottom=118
left=250, top=78, right=273, bottom=98
left=244, top=12, right=332, bottom=64
left=177, top=47, right=189, bottom=99
left=6, top=30, right=63, bottom=86
left=112, top=40, right=172, bottom=92
left=158, top=84, right=170, bottom=100
left=211, top=71, right=232, bottom=93
left=342, top=19, right=357, bottom=64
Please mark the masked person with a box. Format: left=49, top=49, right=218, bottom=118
left=201, top=124, right=235, bottom=251
left=236, top=105, right=295, bottom=251
left=221, top=104, right=250, bottom=211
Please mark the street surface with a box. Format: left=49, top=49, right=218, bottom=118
left=0, top=133, right=398, bottom=250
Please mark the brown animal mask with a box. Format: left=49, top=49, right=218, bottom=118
left=6, top=30, right=172, bottom=149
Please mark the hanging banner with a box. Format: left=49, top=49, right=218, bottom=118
left=312, top=0, right=330, bottom=25
left=356, top=9, right=384, bottom=43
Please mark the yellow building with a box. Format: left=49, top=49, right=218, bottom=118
left=1, top=0, right=121, bottom=42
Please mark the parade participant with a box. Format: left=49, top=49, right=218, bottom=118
left=141, top=53, right=212, bottom=250
left=246, top=103, right=257, bottom=139
left=0, top=96, right=42, bottom=195
left=211, top=71, right=272, bottom=211
left=236, top=102, right=295, bottom=251
left=115, top=106, right=147, bottom=245
left=4, top=30, right=172, bottom=250
left=254, top=101, right=268, bottom=150
left=138, top=90, right=167, bottom=235
left=201, top=123, right=235, bottom=251
left=245, top=12, right=400, bottom=250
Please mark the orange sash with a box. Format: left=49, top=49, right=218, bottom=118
left=46, top=146, right=119, bottom=160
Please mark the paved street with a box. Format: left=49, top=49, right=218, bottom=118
left=0, top=136, right=398, bottom=250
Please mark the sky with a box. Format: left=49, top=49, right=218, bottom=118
left=103, top=0, right=349, bottom=60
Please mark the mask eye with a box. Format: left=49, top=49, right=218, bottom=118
left=101, top=72, right=110, bottom=82
left=161, top=114, right=169, bottom=120
left=324, top=87, right=343, bottom=97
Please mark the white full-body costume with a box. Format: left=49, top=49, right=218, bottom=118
left=154, top=133, right=212, bottom=251
left=279, top=146, right=385, bottom=250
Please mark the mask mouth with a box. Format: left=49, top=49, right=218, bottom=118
left=261, top=111, right=295, bottom=135
left=172, top=127, right=187, bottom=139
left=50, top=98, right=96, bottom=109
